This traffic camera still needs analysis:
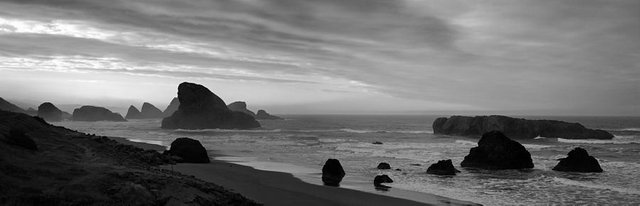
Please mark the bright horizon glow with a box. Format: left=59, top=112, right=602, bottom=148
left=0, top=0, right=638, bottom=116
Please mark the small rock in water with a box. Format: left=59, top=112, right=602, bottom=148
left=427, top=159, right=460, bottom=175
left=372, top=141, right=383, bottom=145
left=322, top=159, right=345, bottom=186
left=373, top=175, right=393, bottom=187
left=377, top=162, right=391, bottom=169
left=553, top=147, right=603, bottom=173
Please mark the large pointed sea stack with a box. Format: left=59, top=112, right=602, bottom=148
left=163, top=97, right=179, bottom=117
left=140, top=102, right=163, bottom=119
left=37, top=102, right=63, bottom=122
left=161, top=82, right=260, bottom=129
left=125, top=105, right=142, bottom=119
left=461, top=131, right=534, bottom=170
left=72, top=106, right=126, bottom=122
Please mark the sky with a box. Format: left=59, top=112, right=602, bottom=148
left=0, top=0, right=638, bottom=115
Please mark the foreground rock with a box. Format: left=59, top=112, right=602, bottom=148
left=161, top=82, right=260, bottom=129
left=162, top=97, right=180, bottom=117
left=228, top=101, right=256, bottom=117
left=377, top=162, right=391, bottom=169
left=461, top=131, right=534, bottom=170
left=373, top=175, right=393, bottom=187
left=256, top=110, right=283, bottom=120
left=72, top=106, right=126, bottom=122
left=0, top=97, right=26, bottom=113
left=322, top=159, right=346, bottom=186
left=37, top=102, right=63, bottom=122
left=125, top=105, right=142, bottom=119
left=553, top=147, right=603, bottom=173
left=0, top=110, right=258, bottom=205
left=433, top=115, right=613, bottom=139
left=164, top=137, right=210, bottom=163
left=427, top=159, right=460, bottom=175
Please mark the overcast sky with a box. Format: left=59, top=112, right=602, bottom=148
left=0, top=0, right=638, bottom=115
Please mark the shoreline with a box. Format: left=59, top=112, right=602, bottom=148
left=112, top=136, right=479, bottom=205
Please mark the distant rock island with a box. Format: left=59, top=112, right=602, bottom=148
left=161, top=82, right=260, bottom=129
left=126, top=102, right=164, bottom=119
left=0, top=97, right=26, bottom=114
left=227, top=101, right=283, bottom=120
left=37, top=102, right=63, bottom=122
left=72, top=106, right=126, bottom=122
left=433, top=115, right=613, bottom=139
left=162, top=97, right=179, bottom=117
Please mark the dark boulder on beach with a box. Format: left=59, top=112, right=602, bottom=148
left=72, top=106, right=126, bottom=122
left=161, top=82, right=260, bottom=129
left=0, top=97, right=26, bottom=114
left=163, top=97, right=180, bottom=117
left=553, top=147, right=603, bottom=173
left=433, top=115, right=613, bottom=139
left=461, top=131, right=534, bottom=170
left=228, top=101, right=256, bottom=117
left=377, top=162, right=391, bottom=169
left=37, top=102, right=63, bottom=122
left=165, top=137, right=210, bottom=163
left=140, top=102, right=164, bottom=119
left=427, top=159, right=460, bottom=175
left=373, top=175, right=393, bottom=187
left=256, top=110, right=283, bottom=120
left=125, top=105, right=142, bottom=119
left=322, top=159, right=346, bottom=186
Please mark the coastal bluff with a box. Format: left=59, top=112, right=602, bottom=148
left=433, top=115, right=613, bottom=139
left=161, top=82, right=260, bottom=129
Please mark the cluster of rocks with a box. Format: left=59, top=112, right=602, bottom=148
left=228, top=101, right=283, bottom=120
left=125, top=102, right=164, bottom=119
left=433, top=115, right=613, bottom=139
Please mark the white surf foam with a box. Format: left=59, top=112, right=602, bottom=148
left=552, top=177, right=640, bottom=195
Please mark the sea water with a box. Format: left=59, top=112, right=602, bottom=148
left=55, top=115, right=640, bottom=205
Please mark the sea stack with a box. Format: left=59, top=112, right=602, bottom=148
left=321, top=159, right=346, bottom=186
left=161, top=82, right=260, bottom=129
left=460, top=131, right=534, bottom=170
left=553, top=147, right=603, bottom=173
left=163, top=97, right=180, bottom=117
left=255, top=110, right=283, bottom=120
left=72, top=106, right=126, bottom=122
left=125, top=105, right=142, bottom=119
left=37, top=102, right=63, bottom=122
left=427, top=159, right=460, bottom=175
left=140, top=102, right=163, bottom=119
left=433, top=115, right=613, bottom=139
left=228, top=101, right=256, bottom=117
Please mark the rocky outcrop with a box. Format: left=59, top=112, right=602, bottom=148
left=72, top=106, right=126, bottom=122
left=161, top=82, right=260, bottom=129
left=26, top=108, right=38, bottom=116
left=427, top=159, right=460, bottom=175
left=140, top=102, right=163, bottom=119
left=164, top=138, right=210, bottom=163
left=0, top=97, right=26, bottom=114
left=227, top=101, right=256, bottom=117
left=433, top=115, right=613, bottom=139
left=322, top=159, right=345, bottom=186
left=461, top=131, right=534, bottom=170
left=125, top=105, right=142, bottom=119
left=37, top=102, right=63, bottom=122
left=377, top=162, right=391, bottom=169
left=163, top=97, right=180, bottom=117
left=553, top=147, right=603, bottom=173
left=256, top=110, right=283, bottom=120
left=373, top=175, right=393, bottom=187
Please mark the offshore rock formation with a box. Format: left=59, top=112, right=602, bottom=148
left=164, top=138, right=210, bottom=163
left=227, top=101, right=256, bottom=117
left=433, top=115, right=613, bottom=139
left=377, top=162, right=391, bottom=170
left=256, top=110, right=283, bottom=120
left=427, top=159, right=460, bottom=175
left=461, top=131, right=534, bottom=170
left=140, top=102, right=164, bottom=119
left=72, top=106, right=126, bottom=122
left=162, top=97, right=180, bottom=118
left=373, top=175, right=393, bottom=187
left=322, top=159, right=346, bottom=186
left=161, top=82, right=260, bottom=129
left=125, top=105, right=142, bottom=119
left=553, top=147, right=603, bottom=173
left=37, top=102, right=63, bottom=122
left=0, top=97, right=26, bottom=114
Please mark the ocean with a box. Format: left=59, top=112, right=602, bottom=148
left=54, top=115, right=640, bottom=205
